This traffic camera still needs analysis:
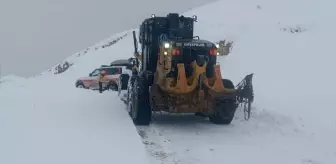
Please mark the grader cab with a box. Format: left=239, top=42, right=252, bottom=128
left=124, top=13, right=254, bottom=125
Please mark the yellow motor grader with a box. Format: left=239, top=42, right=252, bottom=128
left=121, top=13, right=254, bottom=125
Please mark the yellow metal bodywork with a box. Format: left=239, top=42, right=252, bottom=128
left=150, top=45, right=236, bottom=113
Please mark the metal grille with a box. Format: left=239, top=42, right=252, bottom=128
left=182, top=47, right=209, bottom=62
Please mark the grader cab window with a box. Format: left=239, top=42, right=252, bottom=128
left=140, top=18, right=168, bottom=73
left=139, top=14, right=196, bottom=74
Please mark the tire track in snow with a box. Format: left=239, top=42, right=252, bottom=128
left=135, top=108, right=310, bottom=164
left=136, top=125, right=182, bottom=164
left=120, top=92, right=182, bottom=163
left=134, top=108, right=265, bottom=164
left=121, top=92, right=322, bottom=163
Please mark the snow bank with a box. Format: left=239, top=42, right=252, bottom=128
left=0, top=77, right=149, bottom=164
left=0, top=74, right=26, bottom=82
left=0, top=30, right=149, bottom=164
left=0, top=26, right=149, bottom=164
left=0, top=74, right=27, bottom=88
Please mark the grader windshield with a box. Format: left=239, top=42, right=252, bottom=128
left=138, top=13, right=197, bottom=74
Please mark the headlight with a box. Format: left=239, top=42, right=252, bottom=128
left=164, top=42, right=170, bottom=48
left=215, top=44, right=219, bottom=48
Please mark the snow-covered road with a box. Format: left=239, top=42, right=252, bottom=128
left=137, top=109, right=336, bottom=164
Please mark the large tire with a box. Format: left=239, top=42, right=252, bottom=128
left=209, top=79, right=237, bottom=124
left=130, top=76, right=151, bottom=125
left=76, top=81, right=86, bottom=89
left=76, top=83, right=85, bottom=88
left=126, top=76, right=136, bottom=115
left=107, top=82, right=118, bottom=91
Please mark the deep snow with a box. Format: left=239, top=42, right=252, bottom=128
left=0, top=76, right=150, bottom=164
left=1, top=0, right=336, bottom=163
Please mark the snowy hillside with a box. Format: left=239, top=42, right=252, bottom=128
left=1, top=0, right=336, bottom=164
left=0, top=75, right=26, bottom=86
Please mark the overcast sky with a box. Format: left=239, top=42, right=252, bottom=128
left=0, top=0, right=216, bottom=77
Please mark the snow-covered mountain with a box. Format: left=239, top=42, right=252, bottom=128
left=0, top=0, right=217, bottom=77
left=1, top=0, right=336, bottom=164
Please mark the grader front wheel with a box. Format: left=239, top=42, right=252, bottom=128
left=130, top=76, right=152, bottom=125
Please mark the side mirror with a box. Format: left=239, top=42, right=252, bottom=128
left=192, top=15, right=197, bottom=22
left=136, top=42, right=139, bottom=50
left=89, top=73, right=92, bottom=76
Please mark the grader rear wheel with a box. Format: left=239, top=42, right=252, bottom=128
left=209, top=79, right=237, bottom=124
